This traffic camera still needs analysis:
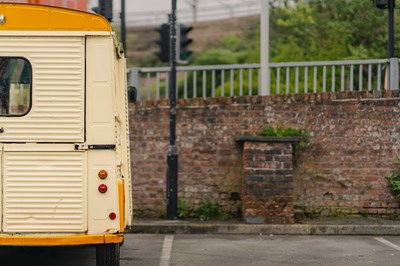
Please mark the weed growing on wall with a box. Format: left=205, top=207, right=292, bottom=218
left=178, top=197, right=190, bottom=219
left=259, top=125, right=312, bottom=165
left=194, top=197, right=232, bottom=221
left=259, top=125, right=311, bottom=149
left=387, top=171, right=400, bottom=200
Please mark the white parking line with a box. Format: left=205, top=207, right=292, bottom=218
left=374, top=237, right=400, bottom=252
left=159, top=235, right=174, bottom=266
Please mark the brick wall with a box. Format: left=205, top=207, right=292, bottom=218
left=239, top=138, right=298, bottom=224
left=129, top=91, right=400, bottom=218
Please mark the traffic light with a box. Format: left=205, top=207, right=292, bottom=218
left=154, top=23, right=170, bottom=63
left=92, top=0, right=113, bottom=22
left=177, top=24, right=193, bottom=62
left=154, top=23, right=193, bottom=63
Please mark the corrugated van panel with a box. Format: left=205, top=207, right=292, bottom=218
left=0, top=36, right=84, bottom=142
left=86, top=37, right=115, bottom=144
left=2, top=150, right=86, bottom=232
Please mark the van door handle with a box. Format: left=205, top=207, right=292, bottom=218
left=0, top=127, right=4, bottom=133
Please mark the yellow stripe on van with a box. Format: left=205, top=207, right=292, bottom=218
left=0, top=3, right=110, bottom=32
left=0, top=234, right=123, bottom=246
left=118, top=178, right=125, bottom=233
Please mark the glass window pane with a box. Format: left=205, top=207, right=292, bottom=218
left=0, top=58, right=31, bottom=116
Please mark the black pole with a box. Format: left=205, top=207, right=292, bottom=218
left=121, top=0, right=126, bottom=52
left=166, top=0, right=178, bottom=220
left=388, top=0, right=395, bottom=58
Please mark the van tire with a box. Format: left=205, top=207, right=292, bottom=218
left=96, top=243, right=120, bottom=266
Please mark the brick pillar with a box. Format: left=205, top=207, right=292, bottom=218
left=236, top=136, right=299, bottom=224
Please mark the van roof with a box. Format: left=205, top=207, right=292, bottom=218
left=0, top=3, right=111, bottom=32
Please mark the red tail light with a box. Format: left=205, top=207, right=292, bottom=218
left=98, top=184, right=108, bottom=193
left=109, top=212, right=116, bottom=220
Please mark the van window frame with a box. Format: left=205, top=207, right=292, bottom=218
left=0, top=56, right=32, bottom=117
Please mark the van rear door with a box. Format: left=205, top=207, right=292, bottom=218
left=0, top=36, right=86, bottom=232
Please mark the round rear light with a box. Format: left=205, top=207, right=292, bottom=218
left=98, top=184, right=108, bottom=193
left=98, top=170, right=108, bottom=179
left=109, top=212, right=117, bottom=220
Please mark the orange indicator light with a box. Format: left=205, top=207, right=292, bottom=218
left=98, top=170, right=108, bottom=179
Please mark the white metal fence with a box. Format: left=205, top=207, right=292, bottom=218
left=128, top=58, right=399, bottom=101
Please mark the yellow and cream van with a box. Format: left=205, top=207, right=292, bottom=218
left=0, top=3, right=132, bottom=265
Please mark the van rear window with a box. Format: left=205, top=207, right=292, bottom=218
left=0, top=58, right=31, bottom=116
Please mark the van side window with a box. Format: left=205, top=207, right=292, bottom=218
left=0, top=58, right=31, bottom=115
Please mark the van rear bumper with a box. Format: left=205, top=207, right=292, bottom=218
left=0, top=233, right=123, bottom=246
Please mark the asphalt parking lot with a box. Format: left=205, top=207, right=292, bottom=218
left=1, top=234, right=400, bottom=266
left=126, top=234, right=400, bottom=266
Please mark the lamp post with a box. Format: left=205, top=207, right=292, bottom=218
left=166, top=0, right=178, bottom=220
left=388, top=0, right=395, bottom=58
left=121, top=0, right=126, bottom=52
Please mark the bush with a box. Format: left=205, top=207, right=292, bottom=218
left=178, top=197, right=190, bottom=219
left=259, top=125, right=311, bottom=149
left=194, top=197, right=232, bottom=221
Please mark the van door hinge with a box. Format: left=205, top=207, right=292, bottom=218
left=88, top=145, right=116, bottom=150
left=115, top=112, right=121, bottom=123
left=75, top=144, right=116, bottom=150
left=75, top=144, right=88, bottom=150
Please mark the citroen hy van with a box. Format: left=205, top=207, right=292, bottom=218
left=0, top=3, right=132, bottom=265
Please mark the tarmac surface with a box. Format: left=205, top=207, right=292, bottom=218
left=127, top=234, right=400, bottom=266
left=128, top=216, right=400, bottom=235
left=0, top=217, right=398, bottom=265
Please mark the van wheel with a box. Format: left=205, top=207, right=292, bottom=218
left=96, top=243, right=120, bottom=266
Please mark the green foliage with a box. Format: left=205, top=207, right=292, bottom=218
left=135, top=1, right=398, bottom=96
left=260, top=125, right=277, bottom=136
left=195, top=49, right=241, bottom=65
left=194, top=197, right=232, bottom=221
left=388, top=173, right=400, bottom=193
left=181, top=33, right=259, bottom=98
left=133, top=209, right=144, bottom=218
left=191, top=0, right=396, bottom=67
left=387, top=165, right=400, bottom=201
left=134, top=0, right=398, bottom=68
left=177, top=67, right=258, bottom=99
left=259, top=125, right=312, bottom=149
left=269, top=0, right=390, bottom=62
left=183, top=0, right=395, bottom=96
left=178, top=197, right=190, bottom=219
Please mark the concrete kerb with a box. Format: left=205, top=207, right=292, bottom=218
left=127, top=221, right=400, bottom=235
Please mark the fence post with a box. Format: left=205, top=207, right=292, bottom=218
left=128, top=68, right=141, bottom=101
left=260, top=0, right=269, bottom=95
left=389, top=58, right=399, bottom=91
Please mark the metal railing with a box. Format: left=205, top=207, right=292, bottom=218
left=128, top=58, right=398, bottom=101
